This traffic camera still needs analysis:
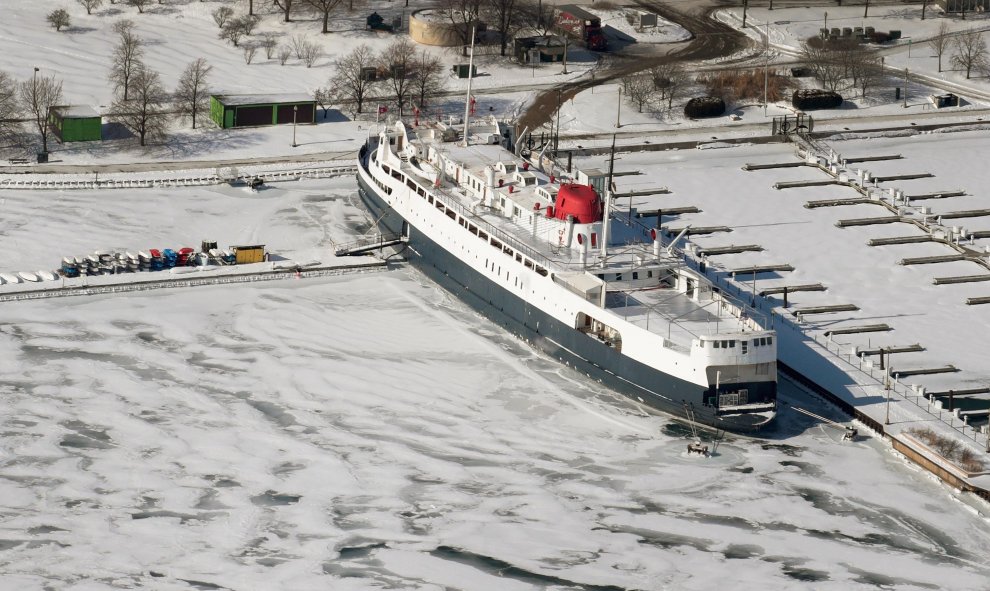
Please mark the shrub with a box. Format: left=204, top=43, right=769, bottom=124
left=792, top=89, right=842, bottom=110
left=684, top=96, right=725, bottom=118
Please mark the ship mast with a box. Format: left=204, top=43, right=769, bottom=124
left=600, top=134, right=616, bottom=267
left=461, top=24, right=477, bottom=147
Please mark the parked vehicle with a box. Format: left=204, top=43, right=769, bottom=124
left=556, top=5, right=607, bottom=51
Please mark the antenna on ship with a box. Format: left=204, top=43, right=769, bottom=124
left=599, top=134, right=617, bottom=267
left=460, top=24, right=477, bottom=148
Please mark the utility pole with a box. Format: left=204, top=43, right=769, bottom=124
left=883, top=349, right=891, bottom=425
left=742, top=0, right=748, bottom=28
left=763, top=19, right=770, bottom=117
left=864, top=0, right=869, bottom=18
left=562, top=36, right=568, bottom=75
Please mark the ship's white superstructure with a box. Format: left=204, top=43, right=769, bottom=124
left=356, top=117, right=777, bottom=431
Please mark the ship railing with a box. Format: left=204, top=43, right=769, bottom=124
left=427, top=181, right=559, bottom=270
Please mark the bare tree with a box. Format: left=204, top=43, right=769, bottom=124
left=329, top=44, right=378, bottom=114
left=314, top=86, right=332, bottom=119
left=212, top=6, right=234, bottom=28
left=378, top=37, right=418, bottom=115
left=848, top=49, right=883, bottom=98
left=262, top=32, right=278, bottom=58
left=273, top=0, right=293, bottom=22
left=435, top=0, right=483, bottom=56
left=411, top=50, right=446, bottom=109
left=929, top=21, right=951, bottom=73
left=951, top=27, right=988, bottom=79
left=77, top=0, right=103, bottom=14
left=290, top=34, right=308, bottom=59
left=47, top=9, right=71, bottom=31
left=278, top=45, right=292, bottom=65
left=220, top=16, right=257, bottom=46
left=109, top=21, right=144, bottom=100
left=19, top=73, right=63, bottom=154
left=301, top=41, right=323, bottom=67
left=244, top=45, right=258, bottom=64
left=801, top=40, right=852, bottom=91
left=303, top=0, right=345, bottom=33
left=518, top=0, right=556, bottom=36
left=0, top=71, right=21, bottom=145
left=174, top=58, right=212, bottom=128
left=110, top=66, right=168, bottom=146
left=921, top=0, right=932, bottom=19
left=622, top=74, right=655, bottom=112
left=127, top=0, right=151, bottom=13
left=649, top=63, right=686, bottom=110
left=485, top=0, right=524, bottom=56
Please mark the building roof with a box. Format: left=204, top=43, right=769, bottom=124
left=52, top=105, right=100, bottom=119
left=211, top=94, right=314, bottom=106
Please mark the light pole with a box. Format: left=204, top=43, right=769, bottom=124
left=292, top=105, right=298, bottom=147
left=883, top=349, right=891, bottom=425
left=763, top=20, right=769, bottom=117
left=616, top=86, right=622, bottom=129
left=824, top=11, right=828, bottom=31
left=903, top=68, right=908, bottom=108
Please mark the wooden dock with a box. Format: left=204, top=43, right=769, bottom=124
left=696, top=244, right=764, bottom=256
left=634, top=206, right=699, bottom=217
left=730, top=264, right=794, bottom=276
left=743, top=162, right=808, bottom=171
left=873, top=173, right=934, bottom=182
left=906, top=190, right=965, bottom=201
left=891, top=365, right=958, bottom=378
left=666, top=226, right=731, bottom=236
left=836, top=216, right=902, bottom=228
left=899, top=254, right=967, bottom=265
left=965, top=296, right=990, bottom=305
left=759, top=283, right=827, bottom=296
left=927, top=387, right=990, bottom=398
left=774, top=179, right=839, bottom=190
left=792, top=304, right=859, bottom=316
left=844, top=154, right=903, bottom=163
left=615, top=188, right=671, bottom=198
left=938, top=209, right=990, bottom=220
left=867, top=235, right=934, bottom=246
left=933, top=274, right=990, bottom=285
left=823, top=324, right=891, bottom=336
left=805, top=197, right=872, bottom=209
left=857, top=344, right=925, bottom=356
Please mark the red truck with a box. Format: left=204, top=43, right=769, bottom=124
left=556, top=5, right=607, bottom=51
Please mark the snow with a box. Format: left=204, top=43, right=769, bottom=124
left=2, top=2, right=990, bottom=588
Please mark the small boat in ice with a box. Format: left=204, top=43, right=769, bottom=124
left=1, top=272, right=22, bottom=284
left=37, top=270, right=58, bottom=281
left=18, top=271, right=40, bottom=282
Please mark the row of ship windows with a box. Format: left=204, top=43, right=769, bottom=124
left=710, top=336, right=772, bottom=350
left=382, top=162, right=549, bottom=278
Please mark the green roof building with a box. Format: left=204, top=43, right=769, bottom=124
left=49, top=105, right=102, bottom=143
left=209, top=94, right=316, bottom=129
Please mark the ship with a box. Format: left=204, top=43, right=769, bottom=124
left=355, top=115, right=777, bottom=433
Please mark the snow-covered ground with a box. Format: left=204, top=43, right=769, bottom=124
left=2, top=177, right=990, bottom=589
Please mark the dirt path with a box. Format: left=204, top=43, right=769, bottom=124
left=515, top=0, right=751, bottom=135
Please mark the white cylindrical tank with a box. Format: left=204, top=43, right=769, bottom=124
left=484, top=165, right=495, bottom=187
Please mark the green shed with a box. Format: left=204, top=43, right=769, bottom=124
left=49, top=105, right=102, bottom=143
left=209, top=94, right=316, bottom=129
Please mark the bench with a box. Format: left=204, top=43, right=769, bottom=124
left=8, top=158, right=29, bottom=165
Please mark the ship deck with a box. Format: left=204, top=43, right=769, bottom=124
left=372, top=131, right=763, bottom=346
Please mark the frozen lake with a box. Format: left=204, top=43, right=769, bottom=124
left=0, top=179, right=989, bottom=589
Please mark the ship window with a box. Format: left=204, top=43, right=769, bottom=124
left=648, top=271, right=654, bottom=278
left=524, top=259, right=533, bottom=269
left=478, top=230, right=488, bottom=240
left=418, top=187, right=426, bottom=197
left=591, top=233, right=598, bottom=247
left=713, top=341, right=720, bottom=349
left=446, top=209, right=456, bottom=220
left=728, top=340, right=735, bottom=348
left=428, top=195, right=434, bottom=204
left=597, top=274, right=604, bottom=279
left=536, top=267, right=548, bottom=276
left=615, top=274, right=622, bottom=281
left=633, top=272, right=639, bottom=280
left=515, top=253, right=522, bottom=262
left=382, top=165, right=391, bottom=174
left=391, top=170, right=402, bottom=181
left=407, top=179, right=416, bottom=190
left=491, top=239, right=502, bottom=249
left=766, top=337, right=773, bottom=345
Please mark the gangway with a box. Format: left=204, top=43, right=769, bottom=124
left=791, top=406, right=858, bottom=441
left=334, top=232, right=405, bottom=257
